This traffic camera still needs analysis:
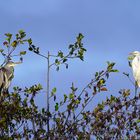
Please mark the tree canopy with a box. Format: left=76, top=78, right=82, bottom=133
left=0, top=31, right=139, bottom=140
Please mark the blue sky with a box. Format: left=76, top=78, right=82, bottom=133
left=0, top=0, right=140, bottom=106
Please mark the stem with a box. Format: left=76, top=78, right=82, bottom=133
left=31, top=119, right=37, bottom=140
left=47, top=51, right=50, bottom=136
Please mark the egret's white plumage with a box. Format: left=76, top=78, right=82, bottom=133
left=0, top=61, right=21, bottom=92
left=130, top=51, right=140, bottom=87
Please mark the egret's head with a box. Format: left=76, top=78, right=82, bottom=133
left=128, top=51, right=140, bottom=60
left=129, top=51, right=140, bottom=57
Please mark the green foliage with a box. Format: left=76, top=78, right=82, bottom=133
left=90, top=90, right=140, bottom=139
left=0, top=30, right=30, bottom=67
left=0, top=31, right=139, bottom=139
left=24, top=84, right=43, bottom=94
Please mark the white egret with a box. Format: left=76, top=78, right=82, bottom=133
left=0, top=61, right=21, bottom=93
left=129, top=51, right=140, bottom=89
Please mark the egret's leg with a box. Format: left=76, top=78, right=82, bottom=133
left=135, top=81, right=138, bottom=97
left=0, top=88, right=2, bottom=96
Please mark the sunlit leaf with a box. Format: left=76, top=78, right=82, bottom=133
left=28, top=38, right=32, bottom=45
left=11, top=40, right=17, bottom=47
left=100, top=87, right=108, bottom=91
left=110, top=69, right=119, bottom=72
left=20, top=51, right=26, bottom=55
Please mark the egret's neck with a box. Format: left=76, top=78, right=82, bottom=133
left=134, top=55, right=140, bottom=62
left=4, top=66, right=14, bottom=71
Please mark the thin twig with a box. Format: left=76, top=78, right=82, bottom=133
left=35, top=53, right=48, bottom=59
left=47, top=51, right=50, bottom=137
left=75, top=95, right=94, bottom=120
left=15, top=122, right=24, bottom=132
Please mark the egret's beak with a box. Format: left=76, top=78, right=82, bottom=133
left=10, top=61, right=22, bottom=67
left=14, top=61, right=22, bottom=65
left=129, top=52, right=135, bottom=57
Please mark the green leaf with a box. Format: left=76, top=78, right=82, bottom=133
left=55, top=103, right=59, bottom=111
left=28, top=38, right=32, bottom=45
left=97, top=103, right=104, bottom=110
left=52, top=87, right=56, bottom=95
left=110, top=95, right=116, bottom=102
left=68, top=44, right=74, bottom=49
left=107, top=62, right=116, bottom=71
left=20, top=51, right=26, bottom=55
left=69, top=93, right=75, bottom=99
left=5, top=33, right=12, bottom=43
left=5, top=33, right=12, bottom=38
left=5, top=33, right=12, bottom=44
left=110, top=69, right=119, bottom=72
left=0, top=49, right=4, bottom=53
left=79, top=56, right=84, bottom=61
left=64, top=94, right=68, bottom=102
left=55, top=59, right=60, bottom=65
left=75, top=99, right=80, bottom=104
left=58, top=51, right=63, bottom=58
left=53, top=87, right=56, bottom=93
left=123, top=90, right=130, bottom=97
left=77, top=33, right=84, bottom=43
left=29, top=47, right=33, bottom=51
left=19, top=30, right=24, bottom=34
left=99, top=79, right=105, bottom=85
left=81, top=47, right=87, bottom=52
left=11, top=41, right=17, bottom=47
left=136, top=119, right=140, bottom=123
left=19, top=40, right=24, bottom=44
left=63, top=58, right=67, bottom=63
left=13, top=86, right=17, bottom=91
left=19, top=30, right=26, bottom=39
left=95, top=72, right=98, bottom=77
left=37, top=84, right=42, bottom=90
left=42, top=108, right=45, bottom=113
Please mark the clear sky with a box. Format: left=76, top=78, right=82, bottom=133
left=0, top=0, right=140, bottom=107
